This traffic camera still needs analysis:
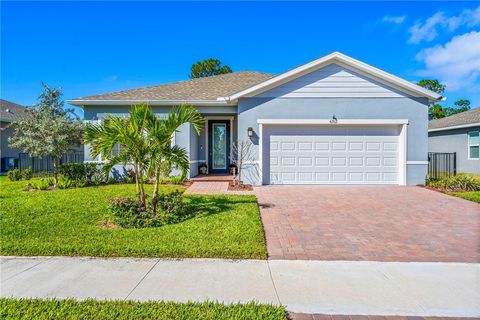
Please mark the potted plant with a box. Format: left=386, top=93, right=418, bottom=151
left=229, top=164, right=238, bottom=175
left=199, top=163, right=207, bottom=175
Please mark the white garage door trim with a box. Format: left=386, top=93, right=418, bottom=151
left=258, top=119, right=408, bottom=185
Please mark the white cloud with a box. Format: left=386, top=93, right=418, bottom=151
left=408, top=5, right=480, bottom=44
left=382, top=15, right=406, bottom=24
left=416, top=31, right=480, bottom=91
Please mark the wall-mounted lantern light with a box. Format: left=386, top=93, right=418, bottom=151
left=247, top=127, right=254, bottom=137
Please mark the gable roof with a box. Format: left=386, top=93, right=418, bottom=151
left=68, top=71, right=274, bottom=106
left=68, top=52, right=442, bottom=107
left=428, top=107, right=480, bottom=132
left=0, top=99, right=30, bottom=122
left=223, top=52, right=442, bottom=103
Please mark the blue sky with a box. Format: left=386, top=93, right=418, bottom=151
left=2, top=1, right=479, bottom=117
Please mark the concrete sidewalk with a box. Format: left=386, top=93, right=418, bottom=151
left=1, top=256, right=478, bottom=317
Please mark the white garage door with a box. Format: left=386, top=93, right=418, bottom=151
left=267, top=125, right=401, bottom=184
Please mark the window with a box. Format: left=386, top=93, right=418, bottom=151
left=110, top=144, right=122, bottom=157
left=468, top=131, right=479, bottom=160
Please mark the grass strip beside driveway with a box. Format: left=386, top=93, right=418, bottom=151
left=0, top=298, right=287, bottom=320
left=448, top=191, right=480, bottom=204
left=0, top=178, right=266, bottom=259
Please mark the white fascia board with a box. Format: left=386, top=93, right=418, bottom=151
left=223, top=52, right=442, bottom=103
left=66, top=99, right=233, bottom=107
left=428, top=122, right=480, bottom=132
left=257, top=119, right=409, bottom=125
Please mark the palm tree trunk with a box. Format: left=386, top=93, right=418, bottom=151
left=134, top=163, right=146, bottom=210
left=151, top=166, right=161, bottom=213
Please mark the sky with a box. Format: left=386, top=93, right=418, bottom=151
left=2, top=1, right=480, bottom=117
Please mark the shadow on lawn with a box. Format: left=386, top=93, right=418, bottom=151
left=181, top=195, right=256, bottom=221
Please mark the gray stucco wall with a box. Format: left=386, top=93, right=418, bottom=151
left=1, top=123, right=23, bottom=159
left=428, top=127, right=480, bottom=174
left=237, top=97, right=429, bottom=185
left=82, top=105, right=235, bottom=178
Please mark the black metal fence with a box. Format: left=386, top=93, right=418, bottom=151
left=18, top=152, right=84, bottom=176
left=428, top=152, right=456, bottom=179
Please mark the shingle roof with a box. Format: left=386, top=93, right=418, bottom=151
left=72, top=71, right=275, bottom=102
left=429, top=107, right=480, bottom=130
left=0, top=99, right=30, bottom=122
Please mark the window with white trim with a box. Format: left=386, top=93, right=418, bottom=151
left=468, top=131, right=479, bottom=159
left=110, top=144, right=122, bottom=157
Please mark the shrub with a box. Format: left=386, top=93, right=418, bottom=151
left=170, top=175, right=184, bottom=185
left=85, top=163, right=102, bottom=182
left=91, top=177, right=102, bottom=186
left=57, top=178, right=73, bottom=189
left=75, top=179, right=87, bottom=188
left=127, top=168, right=136, bottom=181
left=107, top=177, right=117, bottom=185
left=46, top=177, right=55, bottom=186
left=7, top=169, right=21, bottom=181
left=109, top=191, right=189, bottom=228
left=22, top=167, right=33, bottom=180
left=58, top=163, right=85, bottom=181
left=109, top=197, right=154, bottom=228
left=427, top=174, right=480, bottom=192
left=59, top=162, right=105, bottom=183
left=33, top=179, right=50, bottom=190
left=122, top=176, right=132, bottom=184
left=156, top=190, right=190, bottom=223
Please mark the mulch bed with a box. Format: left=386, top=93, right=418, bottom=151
left=228, top=182, right=253, bottom=191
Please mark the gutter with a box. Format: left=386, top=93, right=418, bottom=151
left=428, top=122, right=480, bottom=132
left=66, top=99, right=234, bottom=107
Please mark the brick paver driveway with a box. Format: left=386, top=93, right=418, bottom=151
left=254, top=186, right=480, bottom=262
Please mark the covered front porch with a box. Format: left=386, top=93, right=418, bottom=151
left=187, top=114, right=238, bottom=178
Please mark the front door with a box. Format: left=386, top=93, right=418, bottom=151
left=208, top=120, right=230, bottom=174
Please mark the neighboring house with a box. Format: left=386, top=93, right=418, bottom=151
left=0, top=99, right=30, bottom=172
left=68, top=52, right=441, bottom=185
left=428, top=108, right=480, bottom=174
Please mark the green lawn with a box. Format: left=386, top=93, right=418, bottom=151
left=0, top=177, right=266, bottom=259
left=448, top=191, right=480, bottom=204
left=0, top=298, right=287, bottom=320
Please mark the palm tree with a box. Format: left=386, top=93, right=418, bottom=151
left=146, top=106, right=203, bottom=213
left=85, top=105, right=152, bottom=209
left=84, top=104, right=203, bottom=212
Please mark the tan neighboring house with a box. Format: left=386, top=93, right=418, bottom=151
left=0, top=99, right=31, bottom=172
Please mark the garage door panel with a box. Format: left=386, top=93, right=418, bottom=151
left=268, top=125, right=400, bottom=185
left=298, top=157, right=313, bottom=166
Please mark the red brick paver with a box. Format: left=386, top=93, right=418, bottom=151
left=184, top=181, right=255, bottom=195
left=255, top=186, right=480, bottom=262
left=184, top=181, right=229, bottom=194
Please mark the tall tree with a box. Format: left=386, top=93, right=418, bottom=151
left=417, top=79, right=471, bottom=119
left=189, top=58, right=232, bottom=78
left=9, top=83, right=83, bottom=186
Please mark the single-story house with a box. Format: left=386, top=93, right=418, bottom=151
left=68, top=52, right=441, bottom=185
left=0, top=99, right=30, bottom=172
left=428, top=108, right=480, bottom=174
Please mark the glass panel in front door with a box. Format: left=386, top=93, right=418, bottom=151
left=213, top=124, right=227, bottom=169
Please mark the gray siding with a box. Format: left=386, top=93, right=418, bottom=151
left=82, top=106, right=231, bottom=178
left=0, top=123, right=23, bottom=159
left=256, top=64, right=413, bottom=99
left=429, top=127, right=480, bottom=174
left=237, top=97, right=429, bottom=185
